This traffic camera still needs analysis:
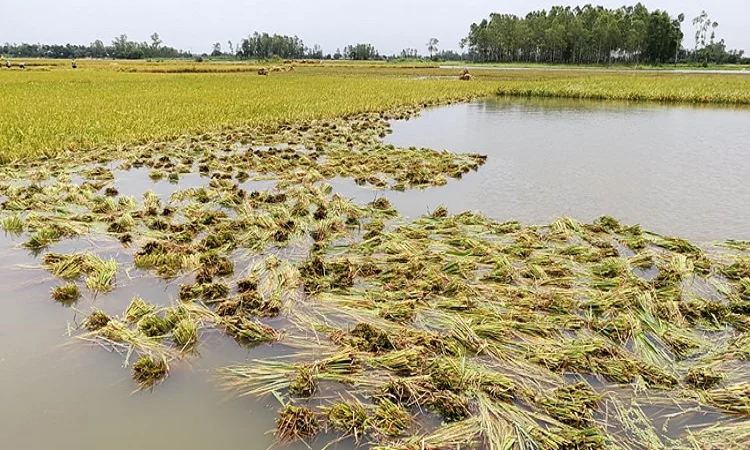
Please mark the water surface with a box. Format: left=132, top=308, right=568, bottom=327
left=376, top=97, right=750, bottom=241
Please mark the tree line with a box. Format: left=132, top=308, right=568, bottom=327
left=462, top=4, right=747, bottom=65
left=1, top=33, right=190, bottom=60
left=3, top=8, right=747, bottom=65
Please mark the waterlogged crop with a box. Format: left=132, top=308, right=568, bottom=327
left=1, top=68, right=750, bottom=449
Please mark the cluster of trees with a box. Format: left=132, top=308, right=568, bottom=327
left=463, top=4, right=748, bottom=65
left=213, top=34, right=382, bottom=61
left=689, top=11, right=746, bottom=64
left=394, top=39, right=465, bottom=61
left=235, top=32, right=313, bottom=59
left=463, top=4, right=684, bottom=64
left=341, top=43, right=380, bottom=60
left=395, top=48, right=465, bottom=61
left=1, top=33, right=190, bottom=59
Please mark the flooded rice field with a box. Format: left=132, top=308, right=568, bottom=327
left=1, top=99, right=749, bottom=450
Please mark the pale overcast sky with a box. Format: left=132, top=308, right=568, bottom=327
left=3, top=0, right=748, bottom=55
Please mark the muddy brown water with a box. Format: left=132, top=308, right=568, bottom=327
left=1, top=97, right=749, bottom=449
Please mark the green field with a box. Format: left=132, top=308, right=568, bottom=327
left=1, top=61, right=750, bottom=162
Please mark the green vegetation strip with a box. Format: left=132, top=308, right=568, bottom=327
left=493, top=71, right=750, bottom=103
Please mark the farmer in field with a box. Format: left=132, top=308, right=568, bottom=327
left=72, top=59, right=77, bottom=69
left=5, top=60, right=10, bottom=69
left=19, top=62, right=25, bottom=69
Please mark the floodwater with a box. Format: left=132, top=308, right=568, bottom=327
left=1, top=97, right=749, bottom=449
left=372, top=97, right=749, bottom=242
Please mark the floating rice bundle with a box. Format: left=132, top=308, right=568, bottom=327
left=137, top=313, right=171, bottom=338
left=124, top=296, right=155, bottom=322
left=373, top=399, right=411, bottom=437
left=74, top=302, right=198, bottom=388
left=42, top=251, right=118, bottom=294
left=219, top=350, right=364, bottom=398
left=0, top=214, right=24, bottom=234
left=275, top=405, right=319, bottom=442
left=172, top=317, right=199, bottom=350
left=221, top=316, right=281, bottom=344
left=702, top=383, right=750, bottom=415
left=51, top=283, right=80, bottom=304
left=324, top=399, right=370, bottom=441
left=132, top=356, right=168, bottom=390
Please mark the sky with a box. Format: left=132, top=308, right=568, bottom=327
left=3, top=0, right=748, bottom=55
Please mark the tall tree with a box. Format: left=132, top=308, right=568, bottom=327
left=426, top=38, right=439, bottom=58
left=692, top=11, right=718, bottom=52
left=150, top=32, right=162, bottom=49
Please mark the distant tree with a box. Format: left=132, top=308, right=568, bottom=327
left=212, top=42, right=222, bottom=57
left=675, top=13, right=685, bottom=65
left=112, top=34, right=128, bottom=54
left=307, top=44, right=324, bottom=59
left=692, top=10, right=720, bottom=64
left=426, top=38, right=439, bottom=58
left=399, top=48, right=419, bottom=59
left=333, top=48, right=342, bottom=60
left=692, top=11, right=718, bottom=52
left=150, top=32, right=162, bottom=49
left=344, top=43, right=379, bottom=60
left=228, top=40, right=234, bottom=55
left=91, top=39, right=106, bottom=58
left=435, top=50, right=465, bottom=61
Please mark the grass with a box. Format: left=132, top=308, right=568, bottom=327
left=2, top=62, right=749, bottom=162
left=84, top=310, right=111, bottom=331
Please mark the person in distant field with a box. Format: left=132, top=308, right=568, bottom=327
left=19, top=62, right=25, bottom=69
left=72, top=59, right=77, bottom=69
left=5, top=60, right=10, bottom=69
